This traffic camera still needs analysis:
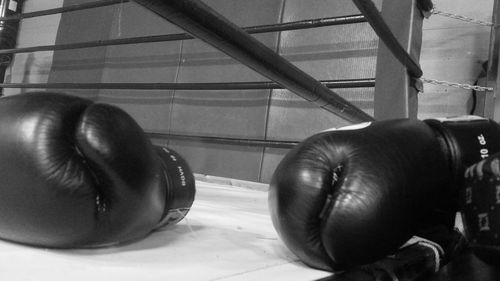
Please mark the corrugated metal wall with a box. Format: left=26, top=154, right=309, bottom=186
left=47, top=0, right=379, bottom=183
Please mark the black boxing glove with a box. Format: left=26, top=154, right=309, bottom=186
left=269, top=116, right=500, bottom=272
left=462, top=152, right=500, bottom=266
left=0, top=92, right=195, bottom=248
left=424, top=117, right=500, bottom=230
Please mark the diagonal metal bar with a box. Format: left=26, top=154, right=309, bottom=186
left=352, top=0, right=423, bottom=78
left=132, top=0, right=374, bottom=123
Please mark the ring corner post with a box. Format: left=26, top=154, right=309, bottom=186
left=486, top=0, right=500, bottom=121
left=372, top=0, right=424, bottom=120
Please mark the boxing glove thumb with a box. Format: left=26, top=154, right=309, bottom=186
left=269, top=119, right=449, bottom=271
left=0, top=92, right=191, bottom=248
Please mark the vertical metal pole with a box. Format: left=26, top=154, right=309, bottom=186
left=372, top=0, right=424, bottom=120
left=485, top=0, right=500, bottom=120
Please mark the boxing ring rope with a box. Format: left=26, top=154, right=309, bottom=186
left=0, top=14, right=368, bottom=54
left=0, top=0, right=442, bottom=147
left=0, top=1, right=489, bottom=110
left=146, top=133, right=299, bottom=149
left=0, top=0, right=432, bottom=148
left=130, top=0, right=431, bottom=120
left=0, top=0, right=378, bottom=124
left=130, top=0, right=374, bottom=123
left=0, top=0, right=426, bottom=124
left=0, top=79, right=375, bottom=91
